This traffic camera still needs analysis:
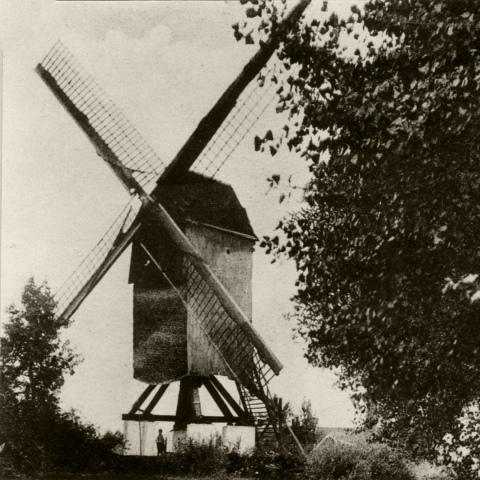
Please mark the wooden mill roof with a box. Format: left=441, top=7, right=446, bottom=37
left=151, top=172, right=255, bottom=239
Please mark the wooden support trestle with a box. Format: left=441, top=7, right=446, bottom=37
left=210, top=375, right=251, bottom=422
left=122, top=376, right=252, bottom=427
left=128, top=384, right=156, bottom=415
left=144, top=384, right=169, bottom=415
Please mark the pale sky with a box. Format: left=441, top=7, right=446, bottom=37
left=1, top=0, right=358, bottom=434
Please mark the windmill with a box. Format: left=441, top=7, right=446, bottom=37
left=35, top=0, right=310, bottom=453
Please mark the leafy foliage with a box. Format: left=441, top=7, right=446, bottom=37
left=234, top=0, right=289, bottom=46
left=175, top=433, right=228, bottom=476
left=239, top=0, right=480, bottom=466
left=0, top=278, right=124, bottom=475
left=291, top=398, right=319, bottom=447
left=438, top=405, right=480, bottom=480
left=227, top=445, right=306, bottom=478
left=0, top=278, right=79, bottom=471
left=306, top=442, right=415, bottom=480
left=171, top=433, right=305, bottom=478
left=1, top=278, right=78, bottom=410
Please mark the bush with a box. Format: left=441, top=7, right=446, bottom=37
left=438, top=405, right=480, bottom=480
left=0, top=408, right=125, bottom=475
left=306, top=442, right=415, bottom=480
left=175, top=433, right=228, bottom=476
left=45, top=411, right=126, bottom=472
left=104, top=434, right=230, bottom=477
left=227, top=446, right=306, bottom=477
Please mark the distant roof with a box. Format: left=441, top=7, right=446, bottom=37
left=151, top=172, right=255, bottom=239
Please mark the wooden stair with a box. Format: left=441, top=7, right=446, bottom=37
left=238, top=384, right=278, bottom=444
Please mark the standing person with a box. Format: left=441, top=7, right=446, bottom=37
left=156, top=429, right=166, bottom=456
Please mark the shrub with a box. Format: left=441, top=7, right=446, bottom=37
left=0, top=409, right=125, bottom=475
left=306, top=442, right=415, bottom=480
left=438, top=405, right=480, bottom=480
left=175, top=433, right=228, bottom=476
left=227, top=446, right=306, bottom=477
left=45, top=410, right=126, bottom=472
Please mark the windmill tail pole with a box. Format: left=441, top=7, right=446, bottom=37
left=158, top=0, right=312, bottom=183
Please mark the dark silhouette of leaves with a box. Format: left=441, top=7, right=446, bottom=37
left=241, top=0, right=480, bottom=470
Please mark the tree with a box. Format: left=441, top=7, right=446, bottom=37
left=0, top=277, right=80, bottom=470
left=238, top=0, right=480, bottom=470
left=1, top=278, right=78, bottom=411
left=0, top=278, right=124, bottom=475
left=291, top=398, right=318, bottom=447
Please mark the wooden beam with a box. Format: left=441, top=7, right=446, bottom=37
left=236, top=382, right=250, bottom=415
left=143, top=384, right=169, bottom=415
left=259, top=420, right=272, bottom=439
left=122, top=414, right=239, bottom=423
left=128, top=385, right=156, bottom=415
left=36, top=65, right=141, bottom=195
left=209, top=375, right=249, bottom=420
left=203, top=379, right=235, bottom=423
left=175, top=377, right=203, bottom=429
left=286, top=423, right=306, bottom=457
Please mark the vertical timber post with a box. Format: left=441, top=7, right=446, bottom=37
left=174, top=377, right=203, bottom=430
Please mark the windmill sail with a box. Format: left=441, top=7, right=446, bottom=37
left=188, top=66, right=278, bottom=179
left=55, top=198, right=141, bottom=321
left=36, top=42, right=166, bottom=194
left=158, top=0, right=311, bottom=183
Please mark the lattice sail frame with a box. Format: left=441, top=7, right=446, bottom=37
left=38, top=41, right=166, bottom=193
left=190, top=65, right=280, bottom=179
left=140, top=242, right=277, bottom=401
left=54, top=197, right=142, bottom=317
left=38, top=41, right=281, bottom=190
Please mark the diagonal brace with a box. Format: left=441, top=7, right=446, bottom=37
left=203, top=378, right=236, bottom=423
left=209, top=375, right=250, bottom=421
left=143, top=384, right=169, bottom=415
left=128, top=384, right=156, bottom=415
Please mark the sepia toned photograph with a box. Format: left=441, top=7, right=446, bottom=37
left=1, top=1, right=479, bottom=479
